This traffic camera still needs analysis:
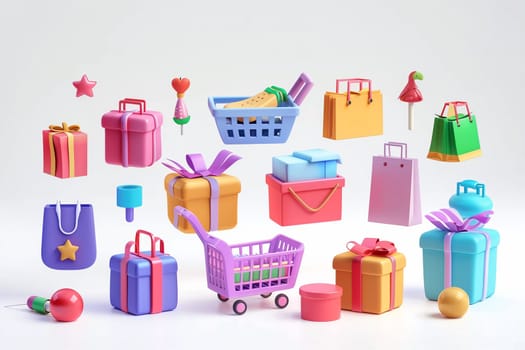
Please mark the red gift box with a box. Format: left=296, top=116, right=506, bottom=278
left=266, top=174, right=345, bottom=226
left=43, top=122, right=87, bottom=178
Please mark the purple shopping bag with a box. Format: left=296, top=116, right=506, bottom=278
left=368, top=142, right=422, bottom=226
left=41, top=202, right=97, bottom=269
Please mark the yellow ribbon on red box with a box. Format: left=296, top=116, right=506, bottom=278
left=48, top=122, right=80, bottom=177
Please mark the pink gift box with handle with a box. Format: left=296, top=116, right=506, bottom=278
left=101, top=98, right=163, bottom=168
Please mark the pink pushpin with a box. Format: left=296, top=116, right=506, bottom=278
left=171, top=77, right=191, bottom=135
left=27, top=288, right=84, bottom=322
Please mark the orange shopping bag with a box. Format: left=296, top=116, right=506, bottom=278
left=323, top=78, right=383, bottom=140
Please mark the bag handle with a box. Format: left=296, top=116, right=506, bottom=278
left=384, top=142, right=407, bottom=159
left=335, top=78, right=373, bottom=105
left=288, top=183, right=340, bottom=212
left=134, top=230, right=164, bottom=257
left=119, top=98, right=146, bottom=114
left=456, top=179, right=486, bottom=197
left=288, top=72, right=313, bottom=106
left=55, top=201, right=81, bottom=235
left=438, top=101, right=472, bottom=126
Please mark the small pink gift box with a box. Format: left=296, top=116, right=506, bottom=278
left=101, top=98, right=163, bottom=168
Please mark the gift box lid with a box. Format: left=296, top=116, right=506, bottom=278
left=102, top=110, right=163, bottom=133
left=44, top=129, right=87, bottom=137
left=332, top=251, right=406, bottom=276
left=299, top=283, right=343, bottom=299
left=164, top=174, right=241, bottom=200
left=419, top=228, right=500, bottom=254
left=272, top=150, right=340, bottom=182
left=110, top=252, right=178, bottom=278
left=273, top=155, right=305, bottom=167
left=292, top=149, right=341, bottom=164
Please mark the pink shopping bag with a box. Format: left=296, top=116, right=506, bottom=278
left=368, top=142, right=421, bottom=226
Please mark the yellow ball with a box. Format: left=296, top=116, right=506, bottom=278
left=437, top=287, right=470, bottom=318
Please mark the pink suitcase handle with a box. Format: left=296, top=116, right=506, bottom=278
left=119, top=98, right=147, bottom=114
left=134, top=229, right=164, bottom=257
left=384, top=142, right=407, bottom=159
left=288, top=73, right=313, bottom=106
left=438, top=101, right=472, bottom=126
left=336, top=78, right=373, bottom=105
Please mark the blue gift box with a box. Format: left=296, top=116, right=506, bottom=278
left=110, top=251, right=178, bottom=315
left=419, top=228, right=499, bottom=304
left=272, top=149, right=341, bottom=182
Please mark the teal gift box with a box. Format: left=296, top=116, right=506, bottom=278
left=419, top=209, right=500, bottom=305
left=272, top=149, right=341, bottom=182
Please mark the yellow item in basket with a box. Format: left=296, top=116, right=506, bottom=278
left=225, top=86, right=288, bottom=123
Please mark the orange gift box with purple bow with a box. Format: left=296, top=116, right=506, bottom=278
left=333, top=238, right=406, bottom=314
left=43, top=122, right=87, bottom=179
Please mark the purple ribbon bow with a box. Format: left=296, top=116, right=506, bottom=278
left=163, top=150, right=241, bottom=231
left=162, top=149, right=241, bottom=178
left=425, top=208, right=493, bottom=300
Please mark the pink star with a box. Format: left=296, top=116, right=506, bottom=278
left=72, top=74, right=97, bottom=97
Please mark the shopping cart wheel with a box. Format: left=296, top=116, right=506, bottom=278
left=217, top=294, right=229, bottom=302
left=233, top=300, right=247, bottom=315
left=274, top=294, right=289, bottom=309
left=260, top=293, right=272, bottom=298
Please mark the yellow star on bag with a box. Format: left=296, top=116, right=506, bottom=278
left=57, top=239, right=79, bottom=261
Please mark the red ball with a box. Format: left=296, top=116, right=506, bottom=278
left=49, top=288, right=84, bottom=322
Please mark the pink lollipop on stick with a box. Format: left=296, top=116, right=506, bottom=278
left=399, top=71, right=424, bottom=130
left=171, top=77, right=191, bottom=135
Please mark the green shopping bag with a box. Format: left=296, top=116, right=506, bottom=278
left=427, top=101, right=481, bottom=162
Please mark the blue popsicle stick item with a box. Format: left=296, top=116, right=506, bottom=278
left=117, top=185, right=143, bottom=222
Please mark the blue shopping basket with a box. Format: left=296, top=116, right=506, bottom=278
left=208, top=73, right=313, bottom=145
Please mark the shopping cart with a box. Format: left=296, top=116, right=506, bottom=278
left=208, top=73, right=313, bottom=144
left=174, top=206, right=304, bottom=315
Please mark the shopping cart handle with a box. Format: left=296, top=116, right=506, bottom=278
left=174, top=206, right=213, bottom=243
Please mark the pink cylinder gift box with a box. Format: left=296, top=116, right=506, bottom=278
left=101, top=98, right=163, bottom=168
left=266, top=174, right=345, bottom=226
left=300, top=283, right=343, bottom=322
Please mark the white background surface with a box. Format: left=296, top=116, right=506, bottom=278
left=1, top=0, right=524, bottom=348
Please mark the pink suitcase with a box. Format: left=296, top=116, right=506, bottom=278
left=101, top=98, right=163, bottom=167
